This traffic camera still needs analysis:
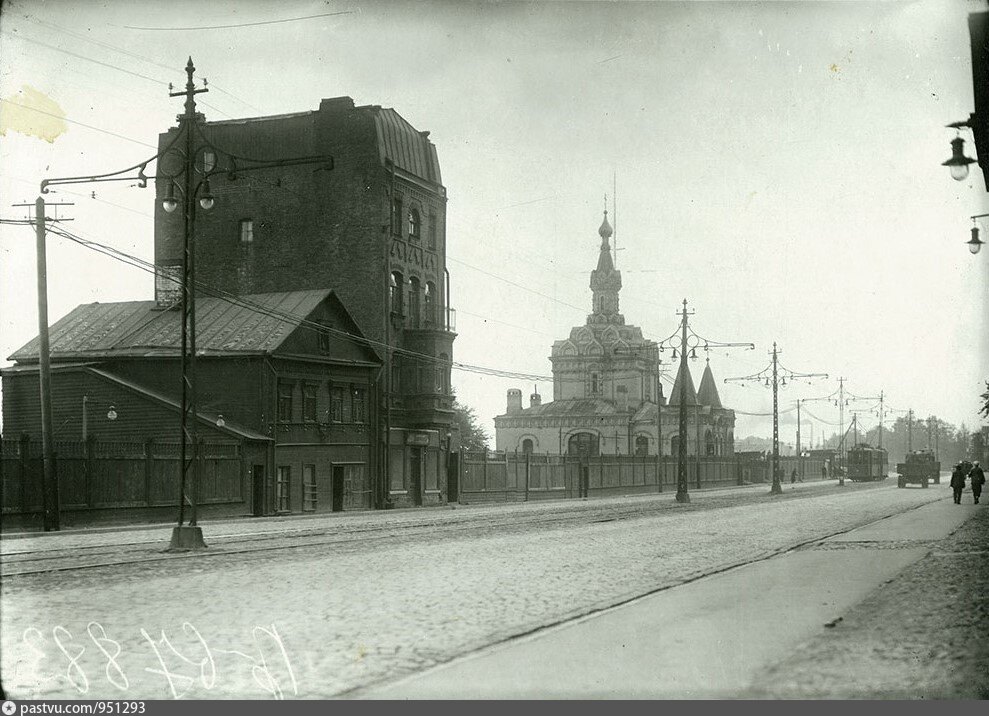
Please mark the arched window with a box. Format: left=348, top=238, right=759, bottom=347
left=635, top=435, right=649, bottom=456
left=521, top=438, right=534, bottom=455
left=409, top=277, right=421, bottom=327
left=390, top=271, right=404, bottom=315
left=705, top=429, right=715, bottom=456
left=408, top=208, right=420, bottom=240
left=568, top=432, right=599, bottom=457
left=591, top=373, right=600, bottom=394
left=424, top=281, right=436, bottom=326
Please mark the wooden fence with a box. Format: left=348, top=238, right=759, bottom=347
left=1, top=436, right=245, bottom=516
left=459, top=451, right=830, bottom=504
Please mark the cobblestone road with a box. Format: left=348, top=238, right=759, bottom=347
left=0, top=481, right=947, bottom=699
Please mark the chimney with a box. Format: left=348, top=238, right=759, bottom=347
left=507, top=389, right=523, bottom=415
left=530, top=386, right=541, bottom=408
left=319, top=96, right=355, bottom=113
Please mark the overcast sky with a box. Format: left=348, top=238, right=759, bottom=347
left=1, top=0, right=987, bottom=445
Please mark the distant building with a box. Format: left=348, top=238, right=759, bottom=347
left=494, top=210, right=735, bottom=457
left=153, top=97, right=457, bottom=507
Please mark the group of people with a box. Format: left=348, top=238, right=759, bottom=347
left=950, top=460, right=985, bottom=504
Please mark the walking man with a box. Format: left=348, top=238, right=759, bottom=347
left=950, top=463, right=967, bottom=504
left=969, top=461, right=985, bottom=505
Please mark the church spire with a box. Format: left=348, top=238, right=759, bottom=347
left=589, top=201, right=622, bottom=323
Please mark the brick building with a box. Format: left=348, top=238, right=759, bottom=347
left=495, top=210, right=735, bottom=457
left=2, top=290, right=383, bottom=521
left=153, top=97, right=457, bottom=508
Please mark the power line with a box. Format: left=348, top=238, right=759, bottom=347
left=0, top=99, right=157, bottom=149
left=18, top=14, right=260, bottom=113
left=121, top=10, right=354, bottom=31
left=2, top=218, right=553, bottom=382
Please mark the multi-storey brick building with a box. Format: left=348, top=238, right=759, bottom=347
left=153, top=97, right=457, bottom=508
left=495, top=210, right=735, bottom=457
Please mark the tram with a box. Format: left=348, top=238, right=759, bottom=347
left=846, top=443, right=889, bottom=482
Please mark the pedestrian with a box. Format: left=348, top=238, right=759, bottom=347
left=790, top=468, right=797, bottom=484
left=822, top=464, right=828, bottom=480
left=969, top=461, right=985, bottom=505
left=950, top=463, right=967, bottom=504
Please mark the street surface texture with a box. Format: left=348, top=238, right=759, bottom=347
left=744, top=501, right=989, bottom=699
left=0, top=480, right=957, bottom=699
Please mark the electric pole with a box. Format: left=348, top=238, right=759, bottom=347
left=726, top=343, right=826, bottom=494
left=12, top=198, right=73, bottom=531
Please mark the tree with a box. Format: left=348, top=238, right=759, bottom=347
left=980, top=380, right=989, bottom=418
left=452, top=398, right=490, bottom=452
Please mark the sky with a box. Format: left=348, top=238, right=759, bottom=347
left=1, top=0, right=987, bottom=446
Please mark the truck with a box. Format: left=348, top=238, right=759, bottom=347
left=896, top=450, right=941, bottom=488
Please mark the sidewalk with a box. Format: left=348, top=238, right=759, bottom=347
left=357, top=497, right=983, bottom=699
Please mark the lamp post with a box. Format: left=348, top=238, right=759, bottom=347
left=39, top=58, right=333, bottom=549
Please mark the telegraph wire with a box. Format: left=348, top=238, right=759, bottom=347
left=0, top=99, right=158, bottom=149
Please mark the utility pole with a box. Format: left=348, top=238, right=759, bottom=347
left=656, top=299, right=752, bottom=503
left=38, top=58, right=334, bottom=546
left=726, top=343, right=826, bottom=495
left=908, top=409, right=914, bottom=452
left=675, top=301, right=692, bottom=503
left=796, top=398, right=801, bottom=479
left=12, top=198, right=73, bottom=531
left=837, top=377, right=846, bottom=480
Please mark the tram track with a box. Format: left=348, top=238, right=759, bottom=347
left=1, top=481, right=888, bottom=579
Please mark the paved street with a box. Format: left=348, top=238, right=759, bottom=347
left=0, top=480, right=968, bottom=699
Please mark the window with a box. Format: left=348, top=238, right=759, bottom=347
left=522, top=438, right=534, bottom=455
left=427, top=212, right=437, bottom=250
left=408, top=208, right=420, bottom=240
left=706, top=430, right=716, bottom=456
left=302, top=464, right=316, bottom=512
left=436, top=353, right=450, bottom=394
left=276, top=466, right=291, bottom=512
left=277, top=382, right=293, bottom=422
left=391, top=358, right=401, bottom=394
left=635, top=436, right=650, bottom=457
left=240, top=219, right=254, bottom=243
left=391, top=198, right=403, bottom=236
left=591, top=373, right=600, bottom=394
left=568, top=432, right=600, bottom=457
left=202, top=150, right=216, bottom=173
left=424, top=282, right=436, bottom=326
left=389, top=272, right=404, bottom=315
left=352, top=386, right=367, bottom=423
left=330, top=385, right=344, bottom=422
left=302, top=384, right=318, bottom=422
left=409, top=277, right=421, bottom=327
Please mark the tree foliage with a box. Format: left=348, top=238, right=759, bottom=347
left=452, top=398, right=490, bottom=452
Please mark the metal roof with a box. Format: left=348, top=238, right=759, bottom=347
left=10, top=290, right=336, bottom=361
left=373, top=108, right=442, bottom=184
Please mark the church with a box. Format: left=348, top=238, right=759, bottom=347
left=494, top=210, right=736, bottom=458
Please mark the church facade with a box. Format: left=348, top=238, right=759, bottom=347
left=494, top=210, right=735, bottom=458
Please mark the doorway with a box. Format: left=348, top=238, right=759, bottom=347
left=410, top=447, right=423, bottom=506
left=331, top=465, right=345, bottom=512
left=252, top=464, right=265, bottom=516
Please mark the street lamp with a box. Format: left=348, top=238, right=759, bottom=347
left=943, top=134, right=977, bottom=181
left=968, top=216, right=987, bottom=254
